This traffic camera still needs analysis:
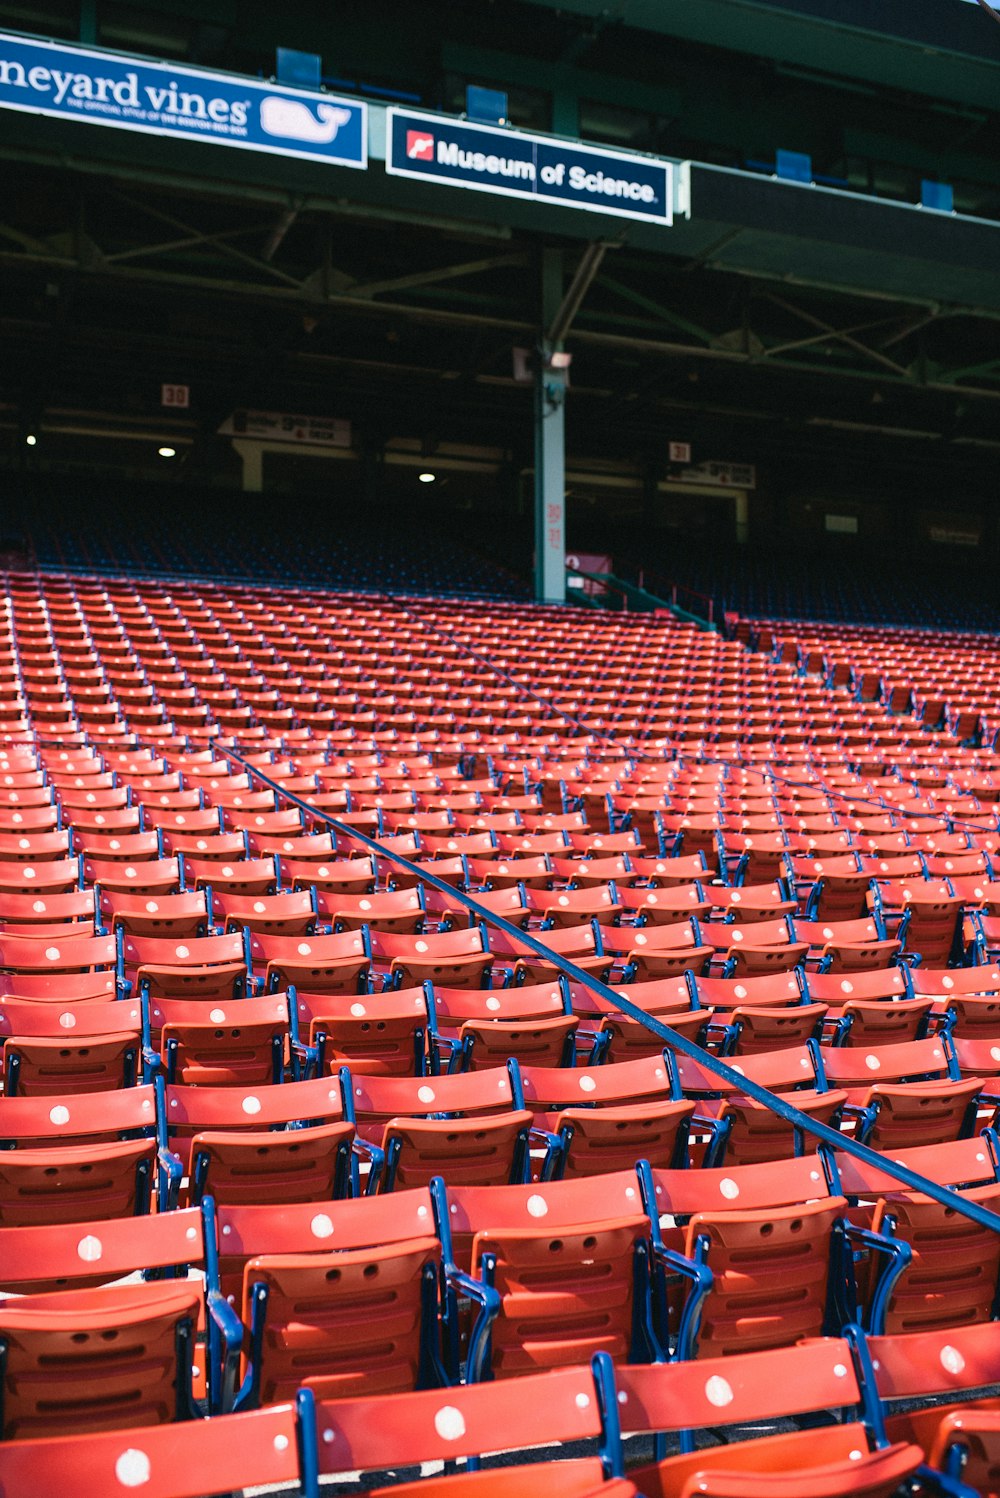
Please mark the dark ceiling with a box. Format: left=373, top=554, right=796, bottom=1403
left=1, top=0, right=999, bottom=507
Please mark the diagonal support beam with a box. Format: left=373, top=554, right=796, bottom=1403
left=0, top=221, right=61, bottom=256
left=760, top=290, right=911, bottom=376
left=763, top=313, right=904, bottom=359
left=346, top=252, right=529, bottom=301
left=546, top=240, right=615, bottom=346
left=598, top=272, right=717, bottom=345
left=107, top=189, right=305, bottom=288
left=935, top=356, right=1000, bottom=384
left=261, top=200, right=305, bottom=264
left=104, top=223, right=273, bottom=266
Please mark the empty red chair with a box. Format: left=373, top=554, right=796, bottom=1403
left=323, top=887, right=426, bottom=934
left=526, top=883, right=623, bottom=928
left=599, top=918, right=712, bottom=983
left=821, top=1036, right=983, bottom=1150
left=807, top=964, right=931, bottom=1047
left=147, top=992, right=289, bottom=1086
left=249, top=928, right=373, bottom=996
left=290, top=985, right=436, bottom=1078
left=0, top=887, right=97, bottom=937
left=550, top=852, right=632, bottom=887
left=675, top=1043, right=847, bottom=1167
left=793, top=915, right=901, bottom=972
left=618, top=1341, right=923, bottom=1498
left=0, top=830, right=72, bottom=864
left=183, top=855, right=277, bottom=895
left=864, top=1321, right=1000, bottom=1488
left=702, top=880, right=796, bottom=923
left=424, top=882, right=531, bottom=931
left=0, top=994, right=142, bottom=1095
left=872, top=879, right=965, bottom=967
left=73, top=830, right=162, bottom=864
left=432, top=980, right=578, bottom=1071
left=639, top=1152, right=861, bottom=1360
left=0, top=1084, right=160, bottom=1223
left=0, top=1401, right=301, bottom=1496
left=444, top=1170, right=662, bottom=1375
left=82, top=855, right=182, bottom=894
left=521, top=1052, right=694, bottom=1177
left=309, top=1362, right=624, bottom=1498
left=0, top=1282, right=201, bottom=1439
left=795, top=853, right=872, bottom=919
left=0, top=930, right=122, bottom=1003
left=700, top=916, right=809, bottom=977
left=911, top=962, right=1000, bottom=1037
left=468, top=852, right=551, bottom=889
left=0, top=856, right=82, bottom=895
left=215, top=1188, right=455, bottom=1405
left=121, top=931, right=251, bottom=1004
left=162, top=1073, right=355, bottom=1204
left=100, top=887, right=210, bottom=938
left=282, top=853, right=376, bottom=893
left=370, top=926, right=493, bottom=990
left=213, top=888, right=316, bottom=936
left=691, top=968, right=826, bottom=1055
left=350, top=1063, right=532, bottom=1190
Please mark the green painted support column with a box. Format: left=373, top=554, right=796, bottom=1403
left=79, top=0, right=97, bottom=43
left=534, top=247, right=567, bottom=604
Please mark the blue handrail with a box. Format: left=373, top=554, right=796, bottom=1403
left=220, top=742, right=1000, bottom=1237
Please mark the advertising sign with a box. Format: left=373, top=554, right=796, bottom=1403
left=566, top=552, right=612, bottom=597
left=666, top=460, right=756, bottom=489
left=218, top=410, right=352, bottom=447
left=387, top=107, right=674, bottom=224
left=0, top=31, right=366, bottom=168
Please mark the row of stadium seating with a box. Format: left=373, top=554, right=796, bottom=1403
left=1, top=570, right=1000, bottom=1496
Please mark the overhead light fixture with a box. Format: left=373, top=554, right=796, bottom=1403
left=418, top=471, right=436, bottom=483
left=158, top=446, right=177, bottom=458
left=25, top=433, right=36, bottom=447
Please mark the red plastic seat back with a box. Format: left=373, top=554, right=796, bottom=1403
left=866, top=1181, right=1000, bottom=1335
left=683, top=1197, right=847, bottom=1358
left=296, top=987, right=431, bottom=1077
left=473, top=1214, right=649, bottom=1376
left=242, top=1237, right=441, bottom=1402
left=0, top=1281, right=199, bottom=1438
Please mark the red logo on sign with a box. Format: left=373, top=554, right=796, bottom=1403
left=406, top=130, right=434, bottom=160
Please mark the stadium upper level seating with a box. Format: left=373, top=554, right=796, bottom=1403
left=6, top=486, right=528, bottom=601
left=629, top=543, right=1000, bottom=632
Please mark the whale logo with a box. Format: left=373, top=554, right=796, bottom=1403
left=259, top=97, right=353, bottom=144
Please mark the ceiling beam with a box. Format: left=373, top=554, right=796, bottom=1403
left=345, top=252, right=529, bottom=300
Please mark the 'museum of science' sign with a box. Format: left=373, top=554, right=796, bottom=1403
left=0, top=31, right=366, bottom=167
left=387, top=107, right=674, bottom=224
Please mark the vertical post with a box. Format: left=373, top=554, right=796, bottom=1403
left=734, top=491, right=749, bottom=544
left=360, top=442, right=381, bottom=516
left=535, top=247, right=566, bottom=605
left=232, top=440, right=263, bottom=493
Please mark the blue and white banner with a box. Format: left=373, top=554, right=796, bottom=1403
left=0, top=31, right=366, bottom=168
left=386, top=107, right=673, bottom=224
